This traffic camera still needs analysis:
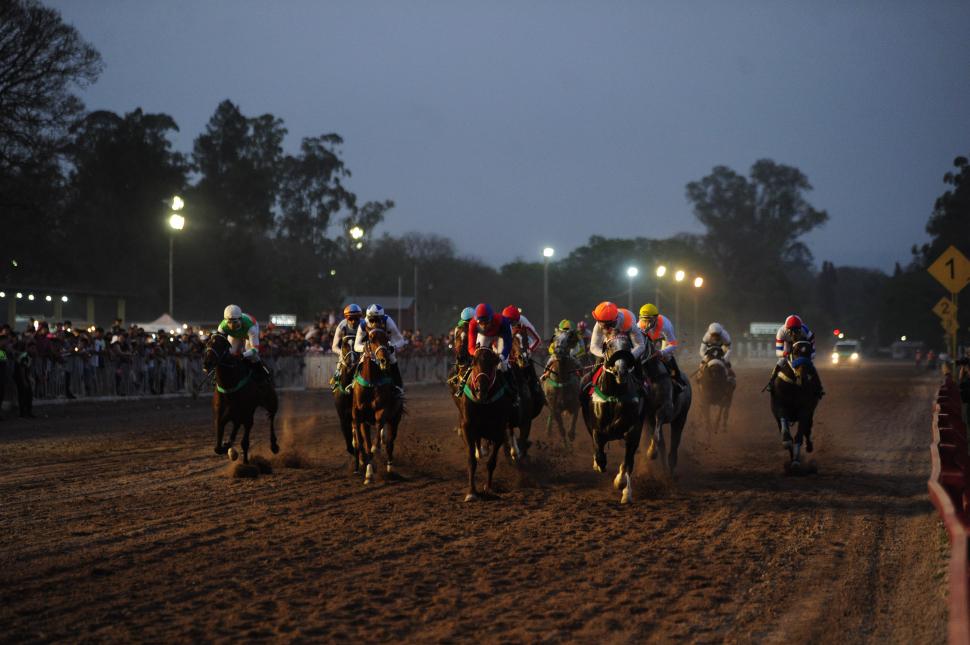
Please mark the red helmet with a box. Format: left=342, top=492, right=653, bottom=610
left=593, top=301, right=619, bottom=323
left=502, top=305, right=521, bottom=322
left=577, top=321, right=587, bottom=331
left=785, top=315, right=803, bottom=330
left=474, top=303, right=493, bottom=321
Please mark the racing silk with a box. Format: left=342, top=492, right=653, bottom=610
left=639, top=314, right=678, bottom=358
left=353, top=315, right=407, bottom=353
left=331, top=318, right=361, bottom=353
left=218, top=313, right=259, bottom=354
left=775, top=324, right=816, bottom=360
left=589, top=318, right=646, bottom=359
left=452, top=324, right=471, bottom=362
left=513, top=314, right=542, bottom=352
left=700, top=329, right=732, bottom=361
left=468, top=313, right=513, bottom=361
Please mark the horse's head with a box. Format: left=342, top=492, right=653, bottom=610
left=471, top=346, right=500, bottom=396
left=511, top=331, right=529, bottom=367
left=203, top=332, right=231, bottom=373
left=705, top=345, right=724, bottom=362
left=367, top=328, right=391, bottom=370
left=604, top=348, right=635, bottom=386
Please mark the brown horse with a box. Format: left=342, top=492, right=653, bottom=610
left=458, top=346, right=515, bottom=501
left=203, top=332, right=279, bottom=465
left=332, top=335, right=359, bottom=470
left=581, top=337, right=644, bottom=504
left=693, top=346, right=735, bottom=433
left=543, top=332, right=582, bottom=448
left=351, top=328, right=404, bottom=484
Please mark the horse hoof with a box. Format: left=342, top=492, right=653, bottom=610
left=214, top=445, right=228, bottom=455
left=593, top=457, right=602, bottom=473
left=386, top=463, right=393, bottom=474
left=464, top=493, right=479, bottom=502
left=613, top=472, right=625, bottom=490
left=364, top=464, right=374, bottom=484
left=228, top=447, right=239, bottom=462
left=621, top=491, right=633, bottom=504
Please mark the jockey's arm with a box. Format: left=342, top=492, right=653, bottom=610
left=589, top=323, right=606, bottom=358
left=331, top=321, right=345, bottom=353
left=722, top=343, right=732, bottom=362
left=497, top=322, right=513, bottom=363
left=659, top=317, right=678, bottom=358
left=775, top=326, right=787, bottom=358
left=245, top=320, right=260, bottom=355
left=385, top=317, right=407, bottom=350
left=630, top=325, right=646, bottom=359
left=466, top=318, right=479, bottom=356
left=518, top=315, right=542, bottom=352
left=353, top=324, right=367, bottom=353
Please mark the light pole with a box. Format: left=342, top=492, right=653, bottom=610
left=655, top=265, right=667, bottom=307
left=693, top=276, right=704, bottom=342
left=543, top=247, right=554, bottom=338
left=674, top=269, right=685, bottom=329
left=626, top=266, right=639, bottom=310
left=168, top=196, right=185, bottom=316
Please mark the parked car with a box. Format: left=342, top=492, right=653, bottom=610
left=831, top=339, right=861, bottom=367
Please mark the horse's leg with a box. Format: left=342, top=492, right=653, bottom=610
left=266, top=389, right=280, bottom=454
left=484, top=434, right=501, bottom=498
left=592, top=423, right=607, bottom=473
left=384, top=412, right=400, bottom=474
left=241, top=422, right=252, bottom=464
left=213, top=397, right=229, bottom=455
left=226, top=420, right=241, bottom=461
left=619, top=426, right=642, bottom=504
left=464, top=424, right=479, bottom=502
left=360, top=421, right=374, bottom=484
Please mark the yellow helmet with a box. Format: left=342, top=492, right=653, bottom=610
left=558, top=319, right=573, bottom=331
left=639, top=303, right=659, bottom=318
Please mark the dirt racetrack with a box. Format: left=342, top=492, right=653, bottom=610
left=0, top=363, right=949, bottom=643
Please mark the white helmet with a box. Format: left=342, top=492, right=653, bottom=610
left=707, top=322, right=724, bottom=335
left=365, top=304, right=384, bottom=318
left=224, top=304, right=242, bottom=320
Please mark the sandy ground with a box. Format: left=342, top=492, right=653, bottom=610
left=0, top=363, right=948, bottom=643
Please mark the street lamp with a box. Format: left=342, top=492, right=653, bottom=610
left=674, top=269, right=685, bottom=327
left=693, top=276, right=704, bottom=342
left=626, top=266, right=639, bottom=310
left=655, top=265, right=667, bottom=307
left=168, top=197, right=186, bottom=317
left=543, top=247, right=554, bottom=338
left=349, top=225, right=364, bottom=240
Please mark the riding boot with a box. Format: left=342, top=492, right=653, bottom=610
left=455, top=366, right=471, bottom=398
left=668, top=355, right=686, bottom=388
left=390, top=362, right=405, bottom=394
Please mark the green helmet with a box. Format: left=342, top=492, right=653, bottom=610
left=558, top=319, right=573, bottom=331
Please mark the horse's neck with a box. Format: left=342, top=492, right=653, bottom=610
left=216, top=359, right=245, bottom=386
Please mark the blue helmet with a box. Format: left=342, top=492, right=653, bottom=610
left=460, top=307, right=475, bottom=322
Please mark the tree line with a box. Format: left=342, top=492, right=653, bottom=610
left=1, top=1, right=966, bottom=350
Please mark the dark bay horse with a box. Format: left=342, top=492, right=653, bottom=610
left=582, top=338, right=644, bottom=504
left=770, top=340, right=820, bottom=468
left=458, top=346, right=515, bottom=502
left=332, top=335, right=359, bottom=470
left=642, top=343, right=692, bottom=477
left=509, top=330, right=544, bottom=461
left=693, top=346, right=735, bottom=433
left=352, top=328, right=404, bottom=484
left=543, top=332, right=582, bottom=448
left=203, top=332, right=279, bottom=465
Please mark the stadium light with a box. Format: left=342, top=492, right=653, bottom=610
left=543, top=247, right=555, bottom=258
left=693, top=276, right=703, bottom=288
left=0, top=291, right=4, bottom=298
left=28, top=294, right=34, bottom=301
left=45, top=295, right=52, bottom=302
left=656, top=265, right=666, bottom=277
left=543, top=247, right=555, bottom=336
left=901, top=335, right=907, bottom=341
left=171, top=195, right=185, bottom=211
left=349, top=225, right=364, bottom=240
left=168, top=204, right=186, bottom=317
left=61, top=295, right=68, bottom=303
left=674, top=269, right=685, bottom=282
left=626, top=266, right=639, bottom=309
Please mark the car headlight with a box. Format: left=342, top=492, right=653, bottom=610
left=850, top=352, right=859, bottom=361
left=831, top=352, right=839, bottom=363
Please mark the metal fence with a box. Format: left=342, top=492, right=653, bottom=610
left=1, top=352, right=452, bottom=404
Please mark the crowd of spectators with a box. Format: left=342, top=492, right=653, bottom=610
left=0, top=310, right=455, bottom=415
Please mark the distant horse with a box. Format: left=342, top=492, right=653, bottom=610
left=458, top=346, right=516, bottom=502
left=352, top=328, right=405, bottom=484
left=582, top=336, right=644, bottom=504
left=543, top=332, right=582, bottom=448
left=642, top=343, right=692, bottom=477
left=203, top=332, right=279, bottom=464
left=509, top=330, right=544, bottom=460
left=770, top=340, right=820, bottom=468
left=693, top=346, right=735, bottom=433
left=332, top=335, right=359, bottom=470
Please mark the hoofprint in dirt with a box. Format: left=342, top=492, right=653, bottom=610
left=0, top=365, right=947, bottom=642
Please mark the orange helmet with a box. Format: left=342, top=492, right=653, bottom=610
left=592, top=301, right=618, bottom=323
left=617, top=308, right=635, bottom=332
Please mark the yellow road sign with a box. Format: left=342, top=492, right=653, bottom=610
left=933, top=296, right=958, bottom=322
left=942, top=316, right=959, bottom=335
left=928, top=245, right=970, bottom=294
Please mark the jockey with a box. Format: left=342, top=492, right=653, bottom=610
left=699, top=322, right=732, bottom=365
left=638, top=303, right=685, bottom=386
left=502, top=305, right=542, bottom=353
left=589, top=302, right=646, bottom=362
left=770, top=314, right=824, bottom=398
left=459, top=302, right=518, bottom=406
left=219, top=305, right=268, bottom=378
left=330, top=304, right=363, bottom=387
left=451, top=306, right=476, bottom=366
left=353, top=304, right=407, bottom=391
left=546, top=319, right=586, bottom=361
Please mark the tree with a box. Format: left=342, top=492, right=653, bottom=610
left=918, top=155, right=970, bottom=266
left=0, top=0, right=102, bottom=171
left=686, top=160, right=829, bottom=319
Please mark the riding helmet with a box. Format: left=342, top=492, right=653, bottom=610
left=502, top=305, right=521, bottom=322
left=592, top=301, right=618, bottom=323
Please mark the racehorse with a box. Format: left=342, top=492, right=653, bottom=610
left=509, top=330, right=545, bottom=460
left=203, top=332, right=279, bottom=464
left=582, top=336, right=644, bottom=504
left=351, top=328, right=405, bottom=484
left=770, top=339, right=820, bottom=468
left=642, top=343, right=692, bottom=477
left=543, top=332, right=582, bottom=448
left=693, top=346, right=735, bottom=433
left=332, top=335, right=359, bottom=470
left=458, top=346, right=516, bottom=502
